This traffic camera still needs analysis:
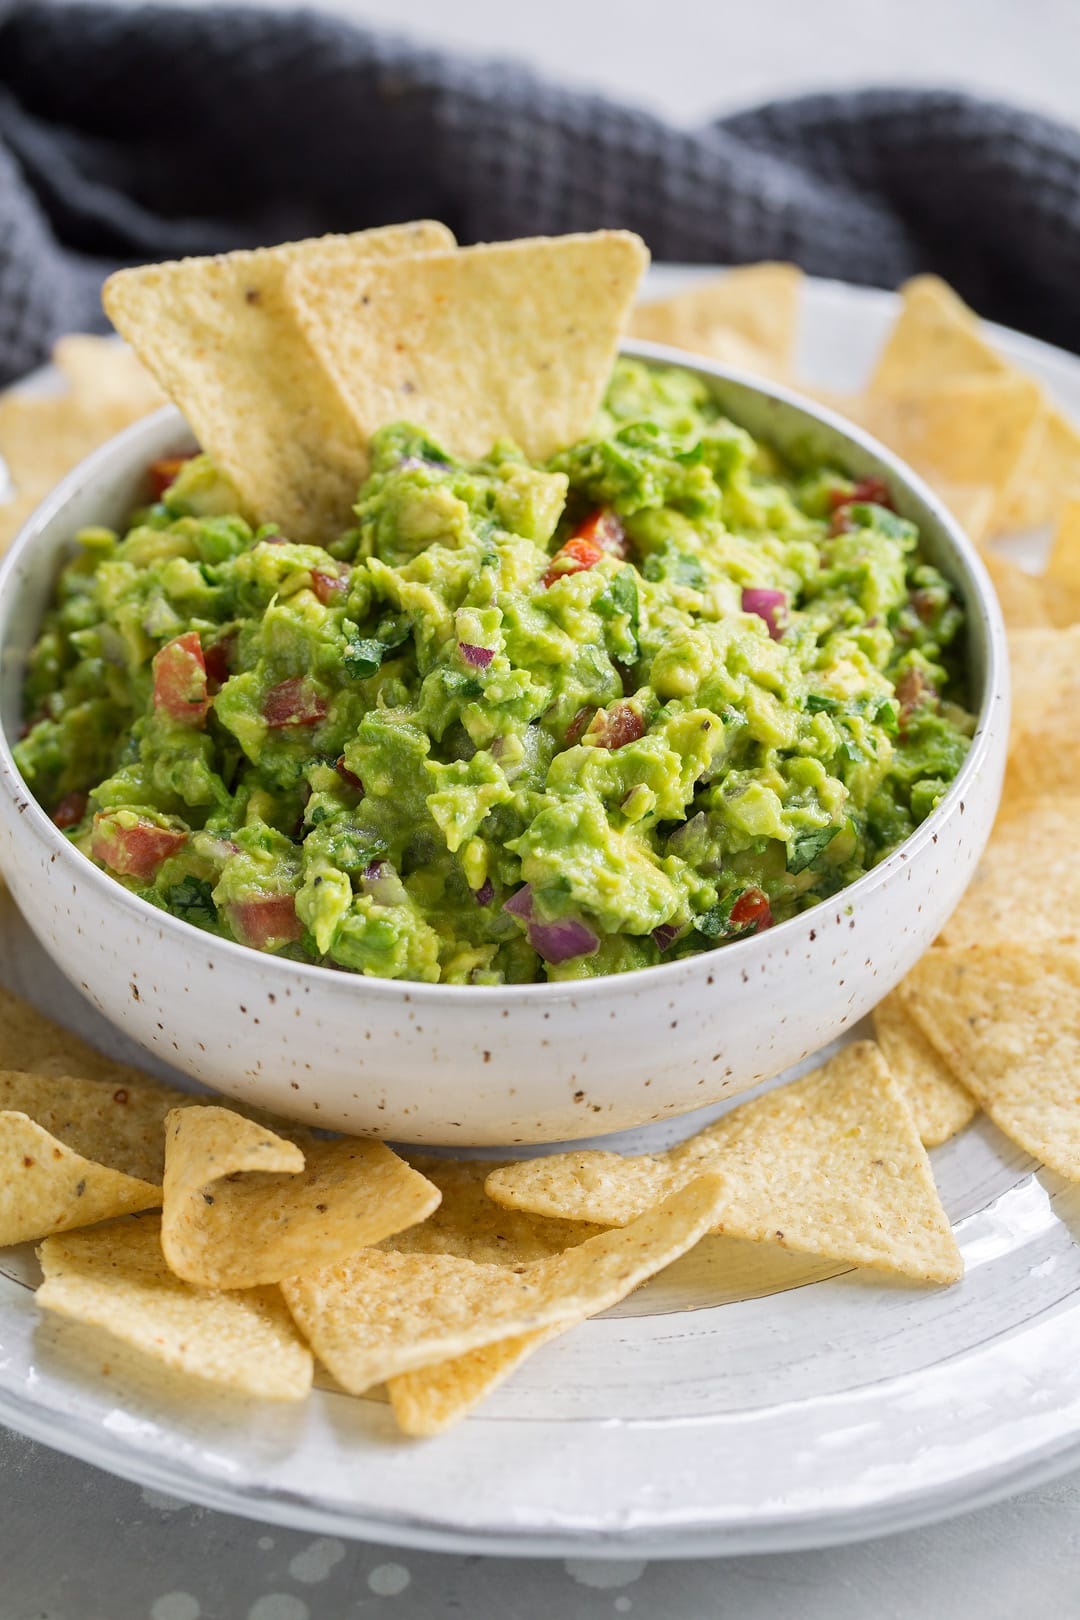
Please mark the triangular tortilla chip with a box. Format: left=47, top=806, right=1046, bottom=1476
left=629, top=263, right=802, bottom=378
left=37, top=1217, right=312, bottom=1400
left=941, top=797, right=1080, bottom=947
left=387, top=1326, right=561, bottom=1436
left=0, top=985, right=161, bottom=1091
left=935, top=481, right=996, bottom=546
left=1045, top=498, right=1080, bottom=626
left=994, top=406, right=1080, bottom=535
left=1007, top=625, right=1080, bottom=743
left=901, top=945, right=1080, bottom=1178
left=53, top=334, right=166, bottom=431
left=0, top=1069, right=190, bottom=1185
left=871, top=990, right=977, bottom=1146
left=857, top=374, right=1044, bottom=499
left=981, top=548, right=1051, bottom=628
left=161, top=1105, right=440, bottom=1288
left=869, top=276, right=1007, bottom=396
left=392, top=1156, right=598, bottom=1263
left=281, top=1175, right=724, bottom=1395
left=486, top=1043, right=960, bottom=1283
left=0, top=1112, right=160, bottom=1246
left=285, top=231, right=648, bottom=461
left=102, top=222, right=455, bottom=541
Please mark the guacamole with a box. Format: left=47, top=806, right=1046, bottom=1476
left=16, top=361, right=973, bottom=984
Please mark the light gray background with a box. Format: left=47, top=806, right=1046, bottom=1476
left=6, top=2, right=1080, bottom=1616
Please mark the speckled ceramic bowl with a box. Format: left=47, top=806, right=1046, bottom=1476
left=0, top=344, right=1008, bottom=1143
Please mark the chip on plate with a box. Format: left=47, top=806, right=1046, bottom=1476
left=0, top=1111, right=160, bottom=1247
left=901, top=945, right=1080, bottom=1179
left=1045, top=498, right=1080, bottom=626
left=981, top=548, right=1052, bottom=629
left=629, top=263, right=802, bottom=378
left=161, top=1105, right=441, bottom=1289
left=102, top=222, right=455, bottom=541
left=486, top=1043, right=961, bottom=1283
left=871, top=991, right=977, bottom=1147
left=281, top=1174, right=724, bottom=1396
left=941, top=797, right=1080, bottom=948
left=285, top=231, right=649, bottom=463
left=387, top=1325, right=562, bottom=1437
left=37, top=1216, right=313, bottom=1400
left=869, top=276, right=1007, bottom=397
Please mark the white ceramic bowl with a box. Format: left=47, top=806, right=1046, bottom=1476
left=0, top=344, right=1008, bottom=1144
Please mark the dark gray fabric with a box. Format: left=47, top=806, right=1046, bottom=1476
left=2, top=0, right=1080, bottom=384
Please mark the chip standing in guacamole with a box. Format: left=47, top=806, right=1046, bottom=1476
left=17, top=359, right=973, bottom=984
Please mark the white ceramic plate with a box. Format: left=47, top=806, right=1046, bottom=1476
left=0, top=271, right=1076, bottom=1558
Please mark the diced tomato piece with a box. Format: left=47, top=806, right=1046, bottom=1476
left=895, top=666, right=937, bottom=729
left=311, top=566, right=349, bottom=605
left=585, top=701, right=646, bottom=751
left=564, top=705, right=594, bottom=746
left=573, top=508, right=629, bottom=558
left=148, top=456, right=193, bottom=501
left=152, top=632, right=209, bottom=726
left=51, top=791, right=88, bottom=830
left=91, top=814, right=187, bottom=881
left=202, top=634, right=235, bottom=691
left=826, top=476, right=893, bottom=514
left=227, top=894, right=304, bottom=950
left=729, top=887, right=773, bottom=934
left=543, top=534, right=606, bottom=589
left=263, top=677, right=328, bottom=728
left=334, top=756, right=364, bottom=794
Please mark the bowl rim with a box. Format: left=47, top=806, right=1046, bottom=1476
left=0, top=339, right=1008, bottom=1003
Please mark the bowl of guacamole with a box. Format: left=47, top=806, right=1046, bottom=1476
left=0, top=347, right=1007, bottom=1141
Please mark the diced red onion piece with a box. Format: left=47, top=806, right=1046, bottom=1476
left=652, top=922, right=682, bottom=952
left=527, top=915, right=600, bottom=964
left=741, top=587, right=787, bottom=640
left=459, top=642, right=494, bottom=669
left=360, top=859, right=408, bottom=906
left=473, top=878, right=495, bottom=906
left=503, top=884, right=535, bottom=922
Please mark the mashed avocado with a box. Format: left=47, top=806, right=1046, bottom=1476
left=17, top=360, right=973, bottom=984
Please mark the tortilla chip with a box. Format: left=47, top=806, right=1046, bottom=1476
left=941, top=797, right=1080, bottom=947
left=1007, top=625, right=1080, bottom=743
left=629, top=263, right=802, bottom=378
left=0, top=1069, right=188, bottom=1184
left=37, top=1217, right=312, bottom=1400
left=161, top=1105, right=440, bottom=1289
left=286, top=231, right=649, bottom=462
left=858, top=374, right=1044, bottom=498
left=981, top=548, right=1051, bottom=628
left=0, top=1112, right=160, bottom=1246
left=1005, top=711, right=1080, bottom=801
left=0, top=985, right=159, bottom=1090
left=870, top=276, right=1007, bottom=396
left=487, top=1044, right=960, bottom=1283
left=281, top=1174, right=724, bottom=1395
left=102, top=222, right=455, bottom=542
left=934, top=481, right=996, bottom=546
left=901, top=945, right=1080, bottom=1178
left=1045, top=498, right=1080, bottom=626
left=871, top=991, right=977, bottom=1146
left=388, top=1326, right=561, bottom=1436
left=392, top=1156, right=598, bottom=1263
left=993, top=406, right=1080, bottom=535
left=0, top=393, right=111, bottom=508
left=52, top=334, right=165, bottom=429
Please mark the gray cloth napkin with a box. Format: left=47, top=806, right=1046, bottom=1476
left=2, top=0, right=1080, bottom=384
